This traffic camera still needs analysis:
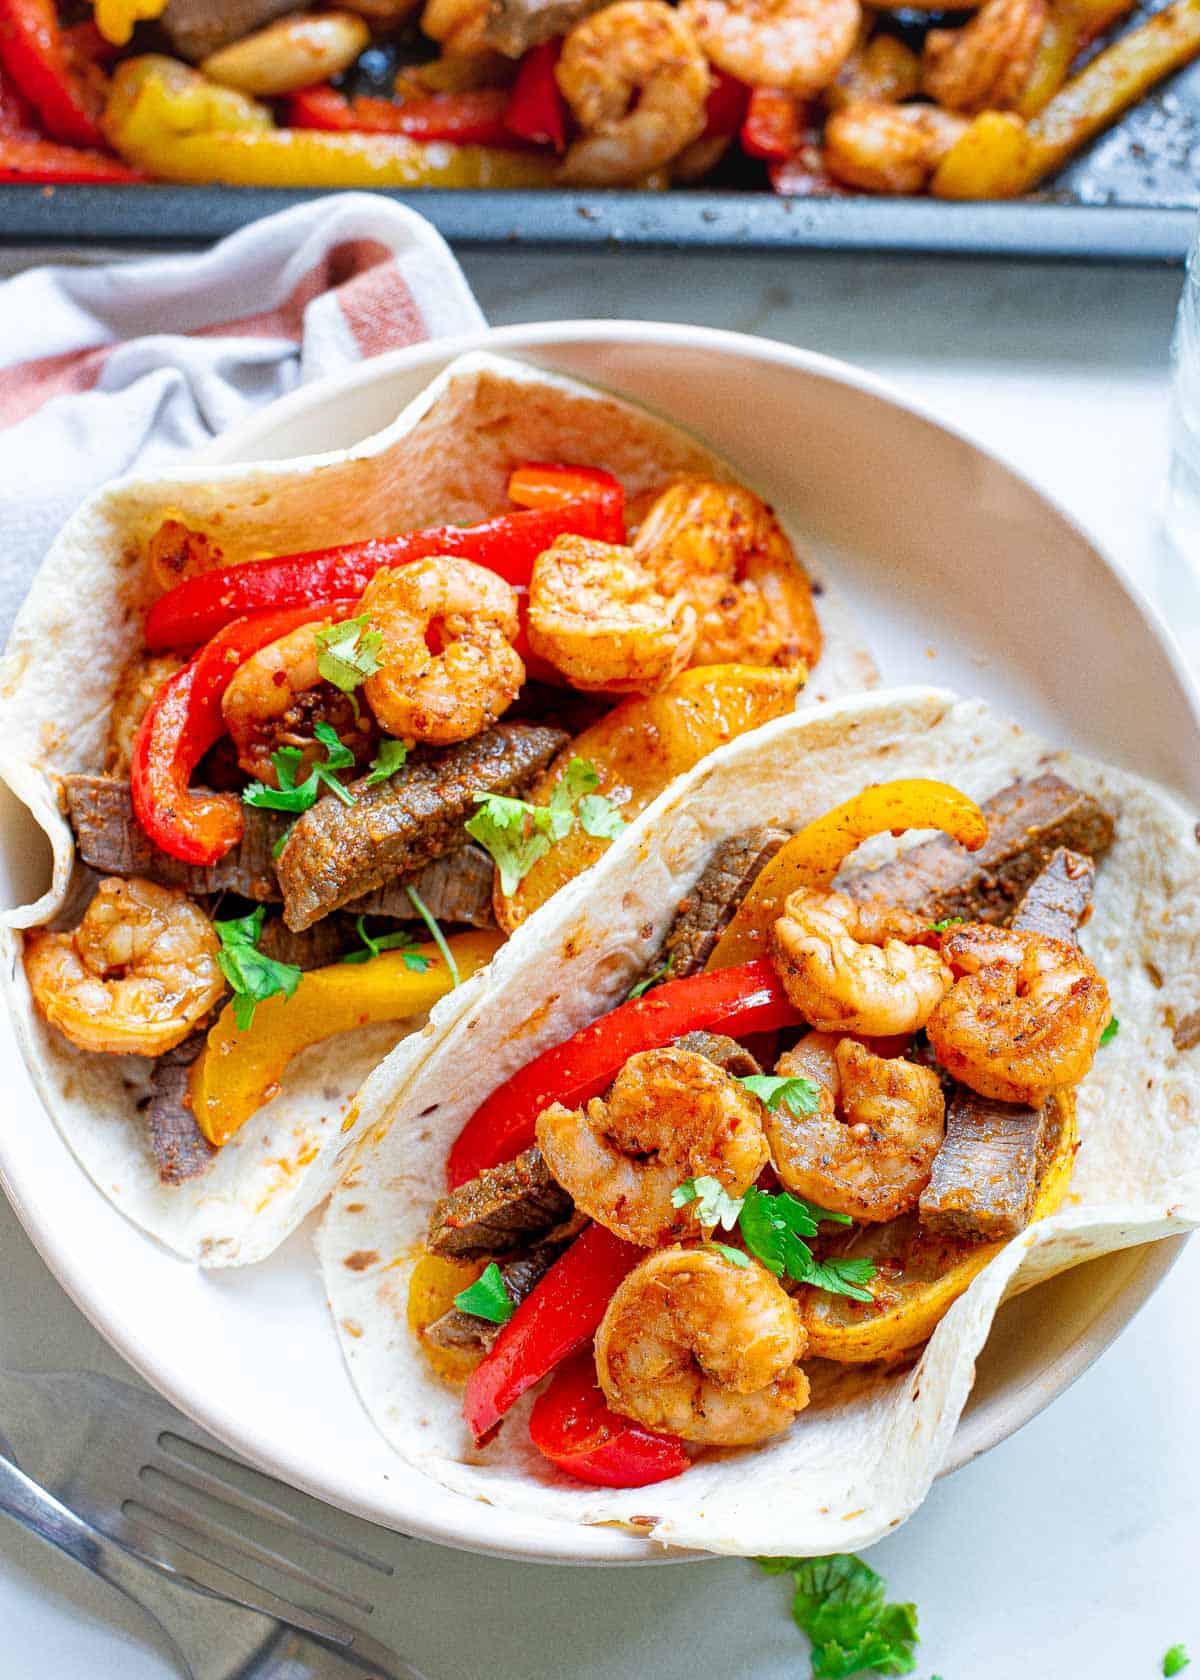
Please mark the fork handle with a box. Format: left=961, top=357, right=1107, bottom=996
left=0, top=1451, right=194, bottom=1671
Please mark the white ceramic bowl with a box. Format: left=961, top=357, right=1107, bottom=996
left=1, top=322, right=1194, bottom=1565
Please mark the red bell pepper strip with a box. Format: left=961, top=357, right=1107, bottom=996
left=144, top=497, right=626, bottom=652
left=506, top=462, right=622, bottom=511
left=288, top=83, right=518, bottom=147
left=448, top=958, right=803, bottom=1188
left=740, top=88, right=803, bottom=161
left=130, top=601, right=354, bottom=867
left=0, top=61, right=35, bottom=132
left=528, top=1352, right=688, bottom=1487
left=0, top=131, right=142, bottom=180
left=702, top=67, right=750, bottom=139
left=504, top=40, right=568, bottom=153
left=463, top=1223, right=641, bottom=1441
left=0, top=0, right=104, bottom=146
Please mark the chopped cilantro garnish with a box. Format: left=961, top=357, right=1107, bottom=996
left=1165, top=1647, right=1191, bottom=1677
left=406, top=885, right=458, bottom=988
left=758, top=1553, right=920, bottom=1679
left=315, top=614, right=384, bottom=694
left=741, top=1072, right=822, bottom=1119
left=453, top=1261, right=514, bottom=1326
left=671, top=1174, right=744, bottom=1230
left=739, top=1186, right=871, bottom=1300
left=928, top=916, right=964, bottom=933
left=1100, top=1016, right=1120, bottom=1046
left=243, top=721, right=355, bottom=814
left=365, top=737, right=408, bottom=787
left=341, top=914, right=430, bottom=971
left=627, top=955, right=674, bottom=1000
left=466, top=757, right=624, bottom=897
left=710, top=1241, right=751, bottom=1267
left=214, top=907, right=301, bottom=1031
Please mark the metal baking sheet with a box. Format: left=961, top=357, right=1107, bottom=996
left=2, top=29, right=1197, bottom=261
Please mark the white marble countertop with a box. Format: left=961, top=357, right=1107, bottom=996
left=2, top=246, right=1199, bottom=1680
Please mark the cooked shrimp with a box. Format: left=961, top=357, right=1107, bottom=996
left=106, top=651, right=184, bottom=777
left=595, top=1245, right=810, bottom=1446
left=526, top=535, right=697, bottom=694
left=824, top=100, right=968, bottom=193
left=420, top=0, right=490, bottom=54
left=633, top=479, right=821, bottom=670
left=220, top=619, right=376, bottom=784
left=922, top=0, right=1047, bottom=113
left=826, top=32, right=922, bottom=111
left=536, top=1046, right=769, bottom=1246
left=360, top=557, right=523, bottom=745
left=24, top=878, right=223, bottom=1057
left=767, top=1033, right=945, bottom=1221
left=927, top=922, right=1110, bottom=1106
left=557, top=1, right=710, bottom=187
left=680, top=0, right=860, bottom=97
left=772, top=886, right=953, bottom=1036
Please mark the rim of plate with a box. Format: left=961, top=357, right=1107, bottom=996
left=2, top=319, right=1196, bottom=1566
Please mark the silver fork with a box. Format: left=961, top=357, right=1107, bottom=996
left=0, top=1366, right=426, bottom=1680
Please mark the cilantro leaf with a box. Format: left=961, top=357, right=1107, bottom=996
left=802, top=1256, right=878, bottom=1304
left=341, top=915, right=430, bottom=972
left=1165, top=1647, right=1191, bottom=1677
left=465, top=792, right=556, bottom=897
left=243, top=722, right=355, bottom=815
left=928, top=916, right=964, bottom=933
left=741, top=1072, right=822, bottom=1118
left=671, top=1174, right=744, bottom=1230
left=453, top=1261, right=514, bottom=1326
left=710, top=1242, right=751, bottom=1267
left=406, top=885, right=459, bottom=988
left=738, top=1187, right=875, bottom=1300
left=214, top=907, right=301, bottom=1031
left=578, top=792, right=626, bottom=839
left=547, top=755, right=599, bottom=838
left=1100, top=1016, right=1120, bottom=1046
left=759, top=1553, right=920, bottom=1680
left=315, top=614, right=384, bottom=694
left=365, top=737, right=407, bottom=787
left=627, top=955, right=673, bottom=1000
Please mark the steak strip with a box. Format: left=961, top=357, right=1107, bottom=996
left=427, top=1147, right=574, bottom=1260
left=840, top=773, right=1114, bottom=926
left=424, top=1231, right=580, bottom=1355
left=485, top=0, right=609, bottom=55
left=917, top=847, right=1096, bottom=1242
left=663, top=825, right=791, bottom=979
left=64, top=776, right=497, bottom=928
left=275, top=724, right=567, bottom=931
left=673, top=1030, right=763, bottom=1079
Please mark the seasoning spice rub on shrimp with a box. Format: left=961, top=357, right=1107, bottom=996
left=4, top=353, right=862, bottom=1268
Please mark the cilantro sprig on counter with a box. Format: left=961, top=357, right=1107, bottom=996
left=453, top=1261, right=514, bottom=1326
left=214, top=907, right=301, bottom=1031
left=465, top=756, right=625, bottom=896
left=671, top=1175, right=872, bottom=1302
left=758, top=1553, right=920, bottom=1679
left=1164, top=1646, right=1191, bottom=1677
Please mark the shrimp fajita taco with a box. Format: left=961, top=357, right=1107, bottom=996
left=319, top=687, right=1200, bottom=1555
left=0, top=351, right=875, bottom=1265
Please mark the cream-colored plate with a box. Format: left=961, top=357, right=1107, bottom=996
left=0, top=322, right=1192, bottom=1564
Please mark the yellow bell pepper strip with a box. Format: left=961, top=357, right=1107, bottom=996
left=705, top=779, right=989, bottom=972
left=497, top=664, right=803, bottom=933
left=189, top=930, right=500, bottom=1148
left=94, top=0, right=168, bottom=49
left=407, top=1252, right=488, bottom=1384
left=798, top=1090, right=1078, bottom=1362
left=930, top=111, right=1033, bottom=201
left=103, top=53, right=558, bottom=186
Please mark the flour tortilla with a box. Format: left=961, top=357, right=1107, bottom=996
left=318, top=686, right=1200, bottom=1556
left=0, top=351, right=876, bottom=1267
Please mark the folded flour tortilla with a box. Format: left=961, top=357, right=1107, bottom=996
left=318, top=686, right=1200, bottom=1555
left=0, top=351, right=876, bottom=1266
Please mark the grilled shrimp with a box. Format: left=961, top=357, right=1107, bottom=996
left=824, top=100, right=968, bottom=193
left=827, top=32, right=922, bottom=111
left=221, top=619, right=376, bottom=784
left=922, top=0, right=1047, bottom=113
left=595, top=1245, right=810, bottom=1446
left=680, top=0, right=860, bottom=97
left=536, top=1046, right=769, bottom=1246
left=527, top=535, right=697, bottom=694
left=106, top=651, right=184, bottom=778
left=927, top=923, right=1110, bottom=1106
left=557, top=1, right=711, bottom=187
left=772, top=887, right=953, bottom=1036
left=633, top=479, right=821, bottom=670
left=360, top=557, right=523, bottom=745
left=767, top=1033, right=944, bottom=1221
left=24, top=878, right=223, bottom=1057
left=420, top=0, right=490, bottom=54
